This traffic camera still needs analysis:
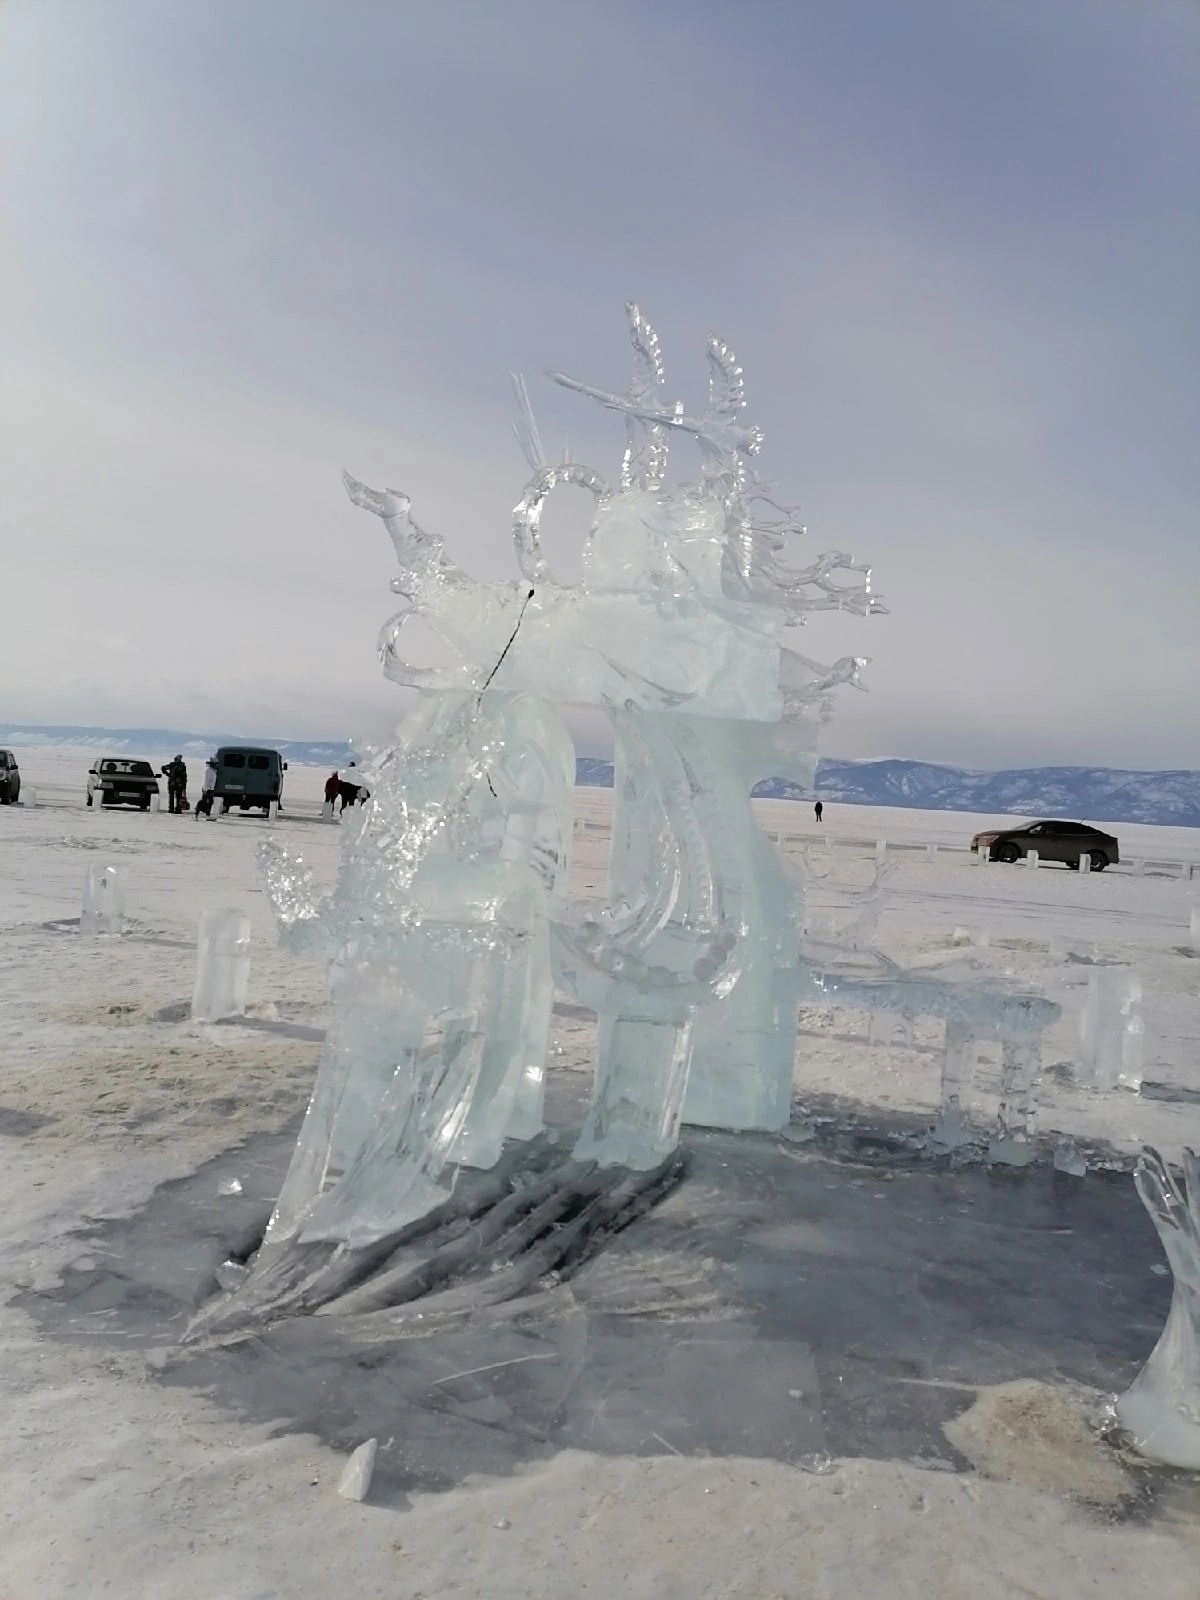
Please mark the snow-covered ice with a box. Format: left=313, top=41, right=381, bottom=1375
left=4, top=757, right=1200, bottom=1594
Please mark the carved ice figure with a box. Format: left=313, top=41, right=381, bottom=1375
left=1117, top=1148, right=1200, bottom=1468
left=540, top=306, right=883, bottom=1134
left=258, top=690, right=573, bottom=1247
left=259, top=304, right=885, bottom=1244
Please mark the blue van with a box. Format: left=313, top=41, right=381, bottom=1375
left=213, top=746, right=287, bottom=814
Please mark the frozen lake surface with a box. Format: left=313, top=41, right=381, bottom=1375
left=3, top=748, right=1200, bottom=1596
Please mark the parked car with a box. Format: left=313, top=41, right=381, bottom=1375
left=970, top=820, right=1119, bottom=871
left=87, top=757, right=161, bottom=810
left=0, top=748, right=19, bottom=804
left=212, top=746, right=288, bottom=814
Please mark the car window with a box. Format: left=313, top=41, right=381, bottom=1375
left=101, top=761, right=118, bottom=773
left=130, top=761, right=153, bottom=777
left=223, top=753, right=246, bottom=768
left=1026, top=824, right=1043, bottom=835
left=248, top=754, right=269, bottom=770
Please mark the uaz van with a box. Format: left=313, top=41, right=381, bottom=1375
left=212, top=746, right=288, bottom=814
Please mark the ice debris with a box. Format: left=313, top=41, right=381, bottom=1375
left=337, top=1438, right=378, bottom=1502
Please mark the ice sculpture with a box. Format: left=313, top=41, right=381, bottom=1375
left=258, top=691, right=574, bottom=1247
left=1078, top=968, right=1143, bottom=1091
left=192, top=908, right=251, bottom=1023
left=1117, top=1148, right=1200, bottom=1468
left=80, top=865, right=124, bottom=937
left=257, top=304, right=884, bottom=1249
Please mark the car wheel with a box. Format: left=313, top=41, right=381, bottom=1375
left=86, top=793, right=93, bottom=807
left=1089, top=850, right=1109, bottom=872
left=995, top=842, right=1020, bottom=864
left=139, top=797, right=151, bottom=810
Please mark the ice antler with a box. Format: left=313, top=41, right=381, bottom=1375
left=547, top=309, right=763, bottom=496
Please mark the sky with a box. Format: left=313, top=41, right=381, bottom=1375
left=2, top=0, right=1198, bottom=770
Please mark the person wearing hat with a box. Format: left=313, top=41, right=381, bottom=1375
left=161, top=754, right=188, bottom=814
left=194, top=757, right=218, bottom=818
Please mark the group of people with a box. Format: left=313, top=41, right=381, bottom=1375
left=158, top=754, right=222, bottom=817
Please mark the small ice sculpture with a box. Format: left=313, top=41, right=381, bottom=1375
left=1116, top=1148, right=1200, bottom=1468
left=80, top=865, right=124, bottom=937
left=1078, top=968, right=1143, bottom=1091
left=192, top=908, right=251, bottom=1023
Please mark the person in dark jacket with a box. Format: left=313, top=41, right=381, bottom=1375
left=161, top=755, right=188, bottom=814
left=814, top=800, right=824, bottom=823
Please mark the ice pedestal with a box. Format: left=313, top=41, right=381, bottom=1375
left=1190, top=907, right=1200, bottom=951
left=1077, top=969, right=1143, bottom=1090
left=191, top=909, right=251, bottom=1023
left=575, top=1010, right=696, bottom=1170
left=80, top=866, right=125, bottom=937
left=929, top=1018, right=977, bottom=1152
left=1117, top=1148, right=1200, bottom=1469
left=988, top=1040, right=1039, bottom=1165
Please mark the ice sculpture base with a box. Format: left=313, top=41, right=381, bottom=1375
left=40, top=1089, right=1173, bottom=1504
left=1116, top=1387, right=1200, bottom=1471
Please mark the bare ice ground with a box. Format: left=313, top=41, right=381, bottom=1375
left=2, top=749, right=1200, bottom=1597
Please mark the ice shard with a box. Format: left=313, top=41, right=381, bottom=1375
left=80, top=865, right=125, bottom=937
left=1078, top=968, right=1144, bottom=1091
left=1117, top=1148, right=1200, bottom=1468
left=191, top=908, right=250, bottom=1023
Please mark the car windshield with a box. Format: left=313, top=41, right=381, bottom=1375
left=100, top=760, right=153, bottom=776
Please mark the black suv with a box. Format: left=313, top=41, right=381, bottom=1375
left=0, top=749, right=19, bottom=804
left=970, top=820, right=1119, bottom=871
left=87, top=758, right=161, bottom=810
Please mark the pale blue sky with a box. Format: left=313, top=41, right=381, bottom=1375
left=2, top=0, right=1197, bottom=767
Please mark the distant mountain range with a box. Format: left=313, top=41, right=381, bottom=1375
left=5, top=725, right=1197, bottom=827
left=577, top=755, right=1200, bottom=827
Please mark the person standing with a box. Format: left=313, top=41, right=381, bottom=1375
left=814, top=800, right=824, bottom=823
left=195, top=758, right=218, bottom=818
left=161, top=754, right=187, bottom=814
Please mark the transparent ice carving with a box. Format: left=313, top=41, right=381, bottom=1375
left=1078, top=968, right=1143, bottom=1091
left=257, top=302, right=907, bottom=1251
left=79, top=865, right=124, bottom=937
left=1117, top=1148, right=1200, bottom=1468
left=191, top=908, right=251, bottom=1023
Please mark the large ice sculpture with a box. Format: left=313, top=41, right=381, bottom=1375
left=258, top=304, right=883, bottom=1246
left=1117, top=1148, right=1200, bottom=1468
